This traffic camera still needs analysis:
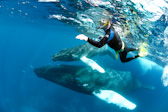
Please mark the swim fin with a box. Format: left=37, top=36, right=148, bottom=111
left=138, top=42, right=148, bottom=57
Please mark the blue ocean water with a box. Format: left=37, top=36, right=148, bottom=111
left=0, top=0, right=168, bottom=112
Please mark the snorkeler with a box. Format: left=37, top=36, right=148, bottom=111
left=76, top=19, right=142, bottom=63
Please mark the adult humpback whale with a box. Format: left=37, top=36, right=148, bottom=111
left=51, top=43, right=115, bottom=61
left=34, top=65, right=153, bottom=110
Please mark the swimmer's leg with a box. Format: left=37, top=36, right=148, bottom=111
left=127, top=48, right=139, bottom=52
left=119, top=51, right=139, bottom=63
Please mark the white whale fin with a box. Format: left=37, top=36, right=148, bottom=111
left=93, top=90, right=136, bottom=110
left=80, top=56, right=105, bottom=73
left=38, top=0, right=57, bottom=2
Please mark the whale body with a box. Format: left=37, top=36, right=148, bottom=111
left=51, top=43, right=115, bottom=61
left=34, top=65, right=147, bottom=95
left=34, top=65, right=155, bottom=110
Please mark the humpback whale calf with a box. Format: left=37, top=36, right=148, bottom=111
left=34, top=65, right=153, bottom=110
left=51, top=43, right=115, bottom=61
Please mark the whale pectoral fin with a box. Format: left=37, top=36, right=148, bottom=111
left=92, top=90, right=136, bottom=110
left=80, top=56, right=105, bottom=73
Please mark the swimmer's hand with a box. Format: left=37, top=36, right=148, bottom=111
left=76, top=34, right=88, bottom=41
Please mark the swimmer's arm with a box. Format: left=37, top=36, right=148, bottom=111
left=87, top=35, right=109, bottom=48
left=76, top=34, right=109, bottom=48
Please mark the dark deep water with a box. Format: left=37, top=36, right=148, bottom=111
left=1, top=0, right=168, bottom=112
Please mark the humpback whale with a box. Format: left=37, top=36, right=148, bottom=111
left=34, top=65, right=153, bottom=110
left=34, top=65, right=147, bottom=95
left=51, top=43, right=115, bottom=61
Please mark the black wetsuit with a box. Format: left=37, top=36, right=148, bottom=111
left=87, top=25, right=139, bottom=63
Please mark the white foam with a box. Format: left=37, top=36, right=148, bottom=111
left=164, top=26, right=168, bottom=48
left=131, top=0, right=168, bottom=21
left=49, top=14, right=81, bottom=24
left=38, top=0, right=59, bottom=2
left=84, top=0, right=112, bottom=7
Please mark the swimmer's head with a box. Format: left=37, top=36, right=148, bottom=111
left=98, top=19, right=111, bottom=30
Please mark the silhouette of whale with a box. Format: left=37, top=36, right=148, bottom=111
left=34, top=65, right=155, bottom=110
left=34, top=65, right=151, bottom=95
left=51, top=43, right=115, bottom=61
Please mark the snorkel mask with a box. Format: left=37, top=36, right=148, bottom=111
left=98, top=19, right=109, bottom=29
